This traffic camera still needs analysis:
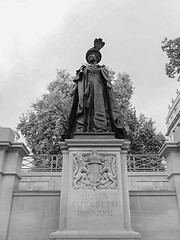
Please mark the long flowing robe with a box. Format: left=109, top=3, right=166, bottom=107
left=65, top=64, right=126, bottom=139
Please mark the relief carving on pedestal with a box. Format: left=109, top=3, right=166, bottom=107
left=73, top=151, right=117, bottom=190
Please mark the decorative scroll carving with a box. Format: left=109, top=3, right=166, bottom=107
left=73, top=151, right=117, bottom=190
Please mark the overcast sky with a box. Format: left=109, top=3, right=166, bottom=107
left=1, top=0, right=180, bottom=140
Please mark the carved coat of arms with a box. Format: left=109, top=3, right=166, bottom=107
left=73, top=151, right=117, bottom=190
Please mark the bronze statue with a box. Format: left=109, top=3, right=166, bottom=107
left=63, top=38, right=126, bottom=139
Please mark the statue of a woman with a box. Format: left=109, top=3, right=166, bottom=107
left=63, top=38, right=126, bottom=139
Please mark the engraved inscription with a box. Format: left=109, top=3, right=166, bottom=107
left=78, top=209, right=113, bottom=217
left=73, top=151, right=117, bottom=190
left=72, top=201, right=118, bottom=209
left=71, top=193, right=118, bottom=217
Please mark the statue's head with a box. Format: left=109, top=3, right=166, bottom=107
left=86, top=38, right=105, bottom=64
left=86, top=49, right=101, bottom=64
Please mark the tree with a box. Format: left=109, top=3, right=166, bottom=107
left=111, top=72, right=165, bottom=153
left=113, top=72, right=134, bottom=115
left=17, top=69, right=73, bottom=154
left=161, top=37, right=180, bottom=79
left=127, top=112, right=165, bottom=154
left=17, top=68, right=165, bottom=154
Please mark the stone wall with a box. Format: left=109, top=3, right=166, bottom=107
left=130, top=190, right=180, bottom=240
left=20, top=172, right=62, bottom=190
left=7, top=191, right=60, bottom=240
left=1, top=127, right=180, bottom=240
left=19, top=171, right=169, bottom=191
left=128, top=172, right=169, bottom=190
left=6, top=189, right=180, bottom=240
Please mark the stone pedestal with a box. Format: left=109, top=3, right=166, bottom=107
left=159, top=142, right=180, bottom=216
left=50, top=134, right=141, bottom=240
left=0, top=128, right=29, bottom=240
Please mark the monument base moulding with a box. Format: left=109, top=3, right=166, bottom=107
left=49, top=133, right=141, bottom=240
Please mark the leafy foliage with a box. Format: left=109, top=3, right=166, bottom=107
left=127, top=111, right=165, bottom=154
left=113, top=72, right=134, bottom=119
left=17, top=68, right=165, bottom=154
left=161, top=37, right=180, bottom=79
left=17, top=69, right=73, bottom=154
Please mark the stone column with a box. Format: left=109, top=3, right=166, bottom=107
left=0, top=128, right=29, bottom=240
left=50, top=134, right=141, bottom=240
left=159, top=142, right=180, bottom=215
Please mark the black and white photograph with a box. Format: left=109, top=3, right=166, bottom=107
left=0, top=1, right=180, bottom=240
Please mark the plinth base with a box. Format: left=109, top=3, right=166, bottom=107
left=73, top=132, right=115, bottom=139
left=49, top=229, right=141, bottom=240
left=49, top=137, right=141, bottom=240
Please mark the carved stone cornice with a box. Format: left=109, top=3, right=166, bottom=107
left=0, top=141, right=29, bottom=157
left=0, top=170, right=21, bottom=180
left=159, top=142, right=180, bottom=158
left=64, top=137, right=130, bottom=150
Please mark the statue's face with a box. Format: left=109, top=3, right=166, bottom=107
left=87, top=52, right=97, bottom=64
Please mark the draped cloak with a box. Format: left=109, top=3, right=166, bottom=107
left=64, top=64, right=127, bottom=139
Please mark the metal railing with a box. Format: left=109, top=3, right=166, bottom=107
left=22, top=154, right=63, bottom=172
left=21, top=154, right=166, bottom=173
left=127, top=154, right=166, bottom=172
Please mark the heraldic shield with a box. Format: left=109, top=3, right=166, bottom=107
left=73, top=150, right=117, bottom=190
